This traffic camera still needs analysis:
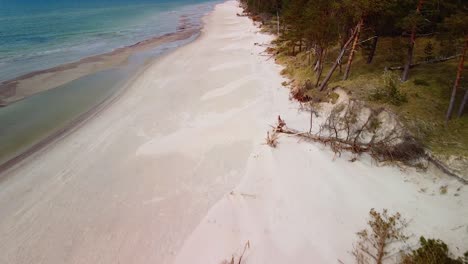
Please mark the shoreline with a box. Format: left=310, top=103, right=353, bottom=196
left=0, top=55, right=144, bottom=176
left=0, top=27, right=199, bottom=106
left=0, top=30, right=203, bottom=176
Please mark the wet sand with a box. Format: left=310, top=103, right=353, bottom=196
left=0, top=26, right=198, bottom=106
left=0, top=18, right=201, bottom=172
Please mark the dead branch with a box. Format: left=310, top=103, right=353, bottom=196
left=388, top=55, right=460, bottom=70
left=222, top=241, right=251, bottom=264
left=238, top=241, right=250, bottom=264
left=426, top=155, right=468, bottom=184
left=358, top=35, right=378, bottom=45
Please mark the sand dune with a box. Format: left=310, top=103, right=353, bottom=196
left=0, top=1, right=466, bottom=264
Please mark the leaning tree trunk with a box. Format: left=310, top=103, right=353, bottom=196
left=315, top=49, right=326, bottom=87
left=313, top=47, right=321, bottom=69
left=402, top=0, right=424, bottom=82
left=339, top=26, right=350, bottom=74
left=446, top=36, right=467, bottom=122
left=367, top=36, right=379, bottom=64
left=319, top=24, right=360, bottom=91
left=343, top=18, right=363, bottom=80
left=458, top=89, right=468, bottom=117
left=313, top=59, right=320, bottom=71
left=311, top=45, right=318, bottom=68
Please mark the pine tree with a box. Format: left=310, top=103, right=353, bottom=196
left=443, top=11, right=468, bottom=121
left=423, top=41, right=434, bottom=61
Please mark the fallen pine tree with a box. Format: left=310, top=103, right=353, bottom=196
left=388, top=54, right=460, bottom=71
left=266, top=99, right=468, bottom=184
left=268, top=100, right=426, bottom=166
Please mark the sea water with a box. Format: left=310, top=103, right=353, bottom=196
left=0, top=0, right=219, bottom=81
left=0, top=0, right=220, bottom=167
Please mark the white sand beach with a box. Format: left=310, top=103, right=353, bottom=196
left=0, top=1, right=467, bottom=264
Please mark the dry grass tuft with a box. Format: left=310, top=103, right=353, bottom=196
left=439, top=185, right=448, bottom=195
left=221, top=241, right=251, bottom=264
left=265, top=131, right=279, bottom=148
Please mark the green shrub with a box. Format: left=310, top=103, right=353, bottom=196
left=423, top=41, right=435, bottom=61
left=329, top=92, right=340, bottom=104
left=401, top=237, right=468, bottom=264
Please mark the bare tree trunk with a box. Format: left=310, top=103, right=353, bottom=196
left=314, top=47, right=321, bottom=72
left=446, top=36, right=467, bottom=122
left=315, top=49, right=325, bottom=87
left=276, top=10, right=280, bottom=35
left=339, top=26, right=349, bottom=74
left=402, top=0, right=424, bottom=82
left=313, top=59, right=319, bottom=71
left=319, top=24, right=359, bottom=91
left=376, top=236, right=387, bottom=264
left=367, top=36, right=379, bottom=64
left=311, top=45, right=318, bottom=68
left=402, top=38, right=415, bottom=81
left=309, top=108, right=314, bottom=133
left=458, top=89, right=468, bottom=117
left=343, top=19, right=363, bottom=80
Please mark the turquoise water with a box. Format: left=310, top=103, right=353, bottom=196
left=0, top=0, right=218, bottom=81
left=0, top=0, right=220, bottom=167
